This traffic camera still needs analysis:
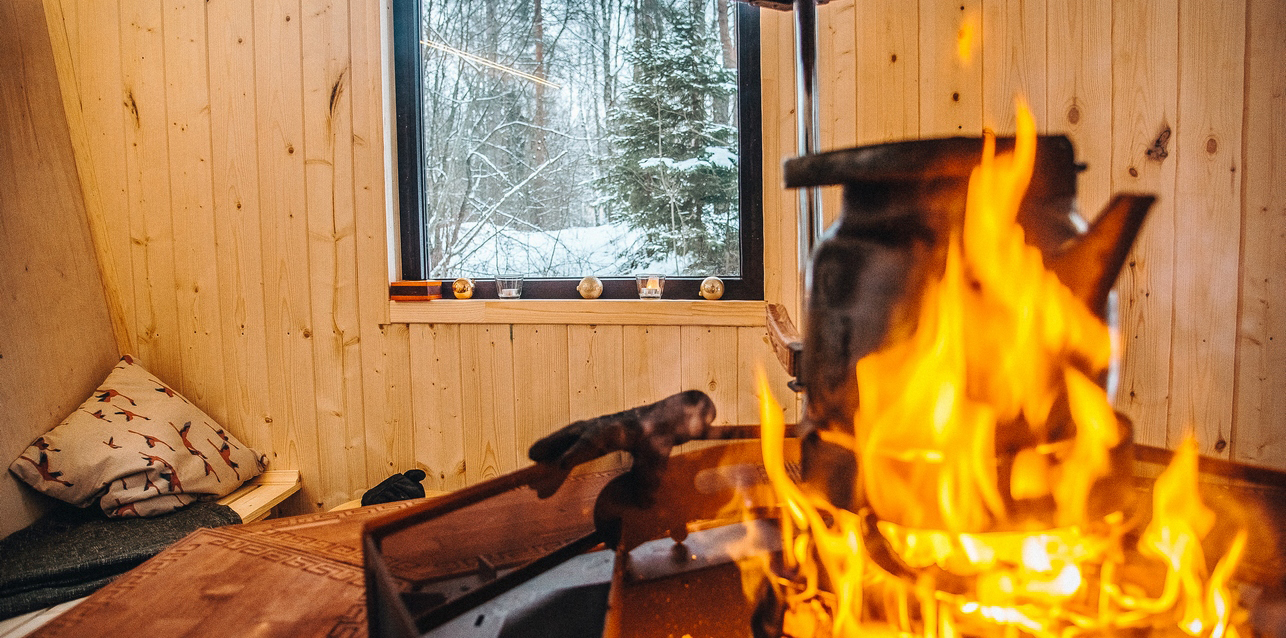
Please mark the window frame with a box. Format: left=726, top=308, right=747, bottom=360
left=392, top=0, right=764, bottom=301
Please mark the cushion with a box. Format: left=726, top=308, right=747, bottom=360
left=8, top=355, right=264, bottom=517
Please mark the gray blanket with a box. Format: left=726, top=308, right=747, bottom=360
left=0, top=501, right=240, bottom=619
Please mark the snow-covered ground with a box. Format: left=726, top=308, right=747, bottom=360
left=434, top=221, right=687, bottom=278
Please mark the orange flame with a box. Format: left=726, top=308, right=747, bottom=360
left=746, top=101, right=1246, bottom=637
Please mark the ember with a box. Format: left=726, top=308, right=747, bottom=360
left=742, top=103, right=1251, bottom=637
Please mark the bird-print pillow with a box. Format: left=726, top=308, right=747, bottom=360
left=8, top=355, right=265, bottom=518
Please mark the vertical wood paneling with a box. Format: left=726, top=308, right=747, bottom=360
left=919, top=0, right=982, bottom=136
left=253, top=0, right=323, bottom=511
left=376, top=323, right=415, bottom=476
left=119, top=0, right=184, bottom=391
left=301, top=0, right=365, bottom=507
left=760, top=9, right=800, bottom=319
left=737, top=327, right=799, bottom=426
left=1234, top=0, right=1286, bottom=469
left=0, top=0, right=120, bottom=539
left=207, top=0, right=272, bottom=455
left=409, top=324, right=467, bottom=491
left=1045, top=0, right=1112, bottom=217
left=981, top=0, right=1047, bottom=131
left=622, top=326, right=683, bottom=407
left=854, top=0, right=919, bottom=145
left=38, top=0, right=1286, bottom=516
left=350, top=0, right=399, bottom=485
left=817, top=0, right=857, bottom=228
left=44, top=0, right=135, bottom=356
left=1110, top=0, right=1179, bottom=448
left=567, top=325, right=626, bottom=422
left=513, top=325, right=570, bottom=460
left=1168, top=0, right=1246, bottom=456
left=680, top=327, right=740, bottom=425
left=459, top=325, right=517, bottom=482
left=162, top=0, right=228, bottom=423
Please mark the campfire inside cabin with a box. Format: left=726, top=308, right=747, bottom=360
left=362, top=106, right=1283, bottom=638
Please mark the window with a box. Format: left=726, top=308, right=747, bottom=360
left=393, top=0, right=763, bottom=299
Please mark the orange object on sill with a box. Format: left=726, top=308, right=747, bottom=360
left=389, top=280, right=442, bottom=301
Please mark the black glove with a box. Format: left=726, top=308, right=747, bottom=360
left=361, top=469, right=427, bottom=506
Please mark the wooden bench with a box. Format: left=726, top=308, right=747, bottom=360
left=217, top=470, right=302, bottom=524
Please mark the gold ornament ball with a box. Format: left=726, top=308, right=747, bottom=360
left=577, top=276, right=604, bottom=299
left=699, top=276, right=725, bottom=300
left=452, top=278, right=475, bottom=299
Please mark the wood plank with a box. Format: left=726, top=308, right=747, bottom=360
left=301, top=0, right=366, bottom=507
left=1168, top=0, right=1245, bottom=456
left=206, top=0, right=273, bottom=456
left=63, top=0, right=136, bottom=360
left=737, top=326, right=799, bottom=426
left=567, top=325, right=626, bottom=422
left=216, top=469, right=302, bottom=523
left=253, top=0, right=322, bottom=513
left=817, top=0, right=857, bottom=229
left=1045, top=0, right=1112, bottom=218
left=348, top=0, right=398, bottom=487
left=458, top=325, right=518, bottom=482
left=918, top=0, right=982, bottom=136
left=679, top=326, right=740, bottom=425
left=1110, top=0, right=1179, bottom=448
left=0, top=0, right=120, bottom=539
left=760, top=8, right=800, bottom=318
left=621, top=325, right=683, bottom=407
left=1233, top=0, right=1286, bottom=469
left=118, top=0, right=184, bottom=390
left=41, top=0, right=133, bottom=356
left=162, top=0, right=228, bottom=426
left=368, top=323, right=416, bottom=479
left=980, top=0, right=1047, bottom=131
left=854, top=0, right=919, bottom=145
left=409, top=324, right=467, bottom=492
left=512, top=325, right=571, bottom=461
left=389, top=299, right=767, bottom=326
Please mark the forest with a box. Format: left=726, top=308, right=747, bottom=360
left=418, top=0, right=744, bottom=279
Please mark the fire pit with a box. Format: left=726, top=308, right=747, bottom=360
left=363, top=109, right=1281, bottom=637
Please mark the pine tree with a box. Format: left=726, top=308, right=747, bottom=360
left=602, top=2, right=739, bottom=275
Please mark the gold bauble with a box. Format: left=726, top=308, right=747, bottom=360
left=699, top=276, right=725, bottom=300
left=452, top=278, right=475, bottom=299
left=577, top=276, right=604, bottom=299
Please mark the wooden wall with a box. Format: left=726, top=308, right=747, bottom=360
left=788, top=0, right=1285, bottom=465
left=0, top=0, right=121, bottom=538
left=31, top=0, right=1285, bottom=516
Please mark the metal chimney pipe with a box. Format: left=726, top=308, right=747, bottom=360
left=792, top=0, right=822, bottom=320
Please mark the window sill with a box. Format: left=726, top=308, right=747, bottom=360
left=388, top=299, right=767, bottom=326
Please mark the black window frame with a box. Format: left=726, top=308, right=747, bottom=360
left=393, top=0, right=763, bottom=300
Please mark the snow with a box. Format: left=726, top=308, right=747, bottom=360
left=434, top=221, right=683, bottom=278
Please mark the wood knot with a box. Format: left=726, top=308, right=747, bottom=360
left=1128, top=166, right=1138, bottom=177
left=1066, top=105, right=1081, bottom=125
left=1214, top=438, right=1227, bottom=452
left=302, top=328, right=312, bottom=338
left=286, top=144, right=295, bottom=155
left=1205, top=136, right=1218, bottom=154
left=1145, top=125, right=1171, bottom=161
left=952, top=92, right=960, bottom=102
left=890, top=53, right=898, bottom=63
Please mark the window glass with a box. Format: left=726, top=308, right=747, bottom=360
left=414, top=0, right=746, bottom=280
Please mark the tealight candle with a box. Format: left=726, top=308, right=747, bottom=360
left=635, top=274, right=665, bottom=299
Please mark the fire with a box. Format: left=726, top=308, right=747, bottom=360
left=746, top=103, right=1247, bottom=637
